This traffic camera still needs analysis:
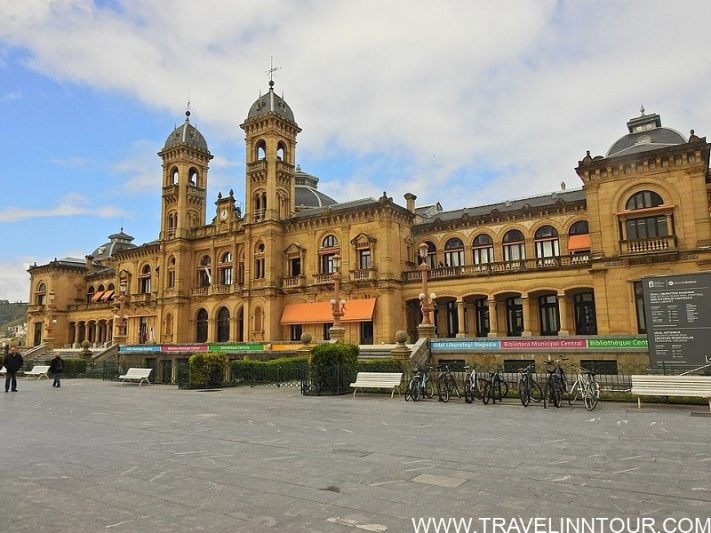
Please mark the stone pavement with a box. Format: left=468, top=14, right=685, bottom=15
left=0, top=380, right=709, bottom=532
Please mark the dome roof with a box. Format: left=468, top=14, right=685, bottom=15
left=293, top=166, right=337, bottom=209
left=246, top=81, right=296, bottom=123
left=606, top=110, right=686, bottom=157
left=90, top=230, right=136, bottom=262
left=163, top=111, right=209, bottom=152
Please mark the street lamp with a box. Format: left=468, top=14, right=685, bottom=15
left=417, top=242, right=437, bottom=338
left=329, top=253, right=347, bottom=342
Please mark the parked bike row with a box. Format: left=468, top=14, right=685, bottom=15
left=404, top=360, right=601, bottom=411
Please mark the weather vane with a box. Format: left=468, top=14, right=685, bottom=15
left=266, top=56, right=281, bottom=83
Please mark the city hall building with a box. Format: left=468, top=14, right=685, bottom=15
left=25, top=81, right=711, bottom=371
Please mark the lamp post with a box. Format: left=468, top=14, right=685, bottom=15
left=416, top=242, right=437, bottom=339
left=114, top=277, right=129, bottom=344
left=44, top=290, right=56, bottom=349
left=329, top=253, right=347, bottom=343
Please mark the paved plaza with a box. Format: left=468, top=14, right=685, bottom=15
left=1, top=379, right=709, bottom=532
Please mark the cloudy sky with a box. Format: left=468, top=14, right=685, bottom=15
left=1, top=0, right=710, bottom=302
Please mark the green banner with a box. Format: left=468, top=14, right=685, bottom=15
left=208, top=343, right=264, bottom=352
left=587, top=338, right=648, bottom=349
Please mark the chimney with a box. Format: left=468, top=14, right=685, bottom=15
left=404, top=193, right=417, bottom=214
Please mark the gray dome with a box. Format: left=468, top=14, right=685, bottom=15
left=246, top=81, right=296, bottom=123
left=90, top=230, right=136, bottom=262
left=606, top=111, right=686, bottom=157
left=163, top=112, right=209, bottom=152
left=293, top=165, right=337, bottom=209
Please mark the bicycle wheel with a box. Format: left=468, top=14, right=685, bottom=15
left=424, top=380, right=434, bottom=399
left=411, top=380, right=422, bottom=402
left=464, top=380, right=473, bottom=404
left=404, top=378, right=414, bottom=401
left=551, top=379, right=562, bottom=408
left=584, top=381, right=600, bottom=411
left=568, top=381, right=579, bottom=406
left=438, top=379, right=450, bottom=402
left=530, top=380, right=543, bottom=402
left=519, top=379, right=530, bottom=407
left=499, top=381, right=509, bottom=401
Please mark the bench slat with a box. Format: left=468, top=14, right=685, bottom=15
left=350, top=372, right=403, bottom=399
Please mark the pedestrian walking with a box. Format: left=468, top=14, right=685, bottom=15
left=4, top=346, right=23, bottom=392
left=49, top=353, right=65, bottom=388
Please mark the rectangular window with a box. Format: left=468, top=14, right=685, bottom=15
left=503, top=359, right=534, bottom=373
left=538, top=295, right=560, bottom=336
left=580, top=360, right=618, bottom=375
left=634, top=281, right=646, bottom=333
left=437, top=359, right=466, bottom=372
left=473, top=247, right=493, bottom=265
left=626, top=216, right=668, bottom=240
left=290, top=324, right=302, bottom=341
left=358, top=249, right=372, bottom=269
left=474, top=298, right=489, bottom=337
left=506, top=297, right=523, bottom=336
left=168, top=270, right=176, bottom=288
left=289, top=257, right=301, bottom=277
left=323, top=323, right=332, bottom=341
left=320, top=253, right=335, bottom=274
left=504, top=243, right=525, bottom=262
left=573, top=292, right=597, bottom=335
left=220, top=267, right=232, bottom=285
left=360, top=321, right=374, bottom=345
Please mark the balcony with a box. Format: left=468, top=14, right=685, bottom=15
left=191, top=287, right=208, bottom=297
left=401, top=255, right=591, bottom=281
left=314, top=273, right=333, bottom=285
left=350, top=268, right=377, bottom=281
left=130, top=293, right=152, bottom=303
left=210, top=284, right=232, bottom=295
left=620, top=236, right=677, bottom=255
left=282, top=275, right=306, bottom=289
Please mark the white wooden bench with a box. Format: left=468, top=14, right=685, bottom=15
left=119, top=368, right=152, bottom=386
left=350, top=372, right=403, bottom=398
left=631, top=375, right=711, bottom=411
left=25, top=365, right=50, bottom=380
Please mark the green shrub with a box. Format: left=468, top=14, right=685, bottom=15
left=231, top=356, right=308, bottom=384
left=309, top=343, right=359, bottom=394
left=63, top=359, right=87, bottom=377
left=189, top=353, right=228, bottom=387
left=357, top=358, right=403, bottom=373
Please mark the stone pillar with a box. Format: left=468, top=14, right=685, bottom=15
left=521, top=294, right=533, bottom=337
left=557, top=291, right=570, bottom=336
left=456, top=300, right=466, bottom=338
left=73, top=322, right=80, bottom=348
left=487, top=298, right=499, bottom=338
left=390, top=330, right=411, bottom=363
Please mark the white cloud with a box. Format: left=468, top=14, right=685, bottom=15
left=0, top=193, right=128, bottom=222
left=1, top=0, right=711, bottom=211
left=0, top=257, right=33, bottom=302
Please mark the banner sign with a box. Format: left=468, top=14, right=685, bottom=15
left=643, top=272, right=711, bottom=367
left=431, top=336, right=647, bottom=352
left=119, top=345, right=161, bottom=353
left=208, top=343, right=264, bottom=352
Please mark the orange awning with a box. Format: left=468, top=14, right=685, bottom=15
left=281, top=298, right=376, bottom=325
left=567, top=234, right=591, bottom=252
left=91, top=291, right=105, bottom=302
left=101, top=290, right=115, bottom=301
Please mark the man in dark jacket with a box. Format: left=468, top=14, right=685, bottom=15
left=49, top=353, right=64, bottom=388
left=4, top=346, right=23, bottom=392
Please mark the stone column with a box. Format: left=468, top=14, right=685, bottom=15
left=73, top=322, right=80, bottom=348
left=487, top=298, right=499, bottom=337
left=557, top=291, right=570, bottom=336
left=521, top=294, right=533, bottom=337
left=456, top=300, right=466, bottom=338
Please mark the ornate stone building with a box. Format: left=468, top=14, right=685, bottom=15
left=26, top=86, right=711, bottom=369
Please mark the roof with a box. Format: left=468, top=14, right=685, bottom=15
left=163, top=112, right=209, bottom=152
left=90, top=230, right=136, bottom=262
left=246, top=81, right=296, bottom=123
left=289, top=198, right=380, bottom=220
left=606, top=111, right=686, bottom=157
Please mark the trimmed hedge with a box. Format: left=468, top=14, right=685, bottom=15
left=62, top=359, right=87, bottom=377
left=309, top=343, right=359, bottom=394
left=357, top=358, right=404, bottom=373
left=231, top=356, right=308, bottom=384
left=189, top=353, right=228, bottom=387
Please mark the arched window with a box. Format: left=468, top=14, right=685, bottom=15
left=167, top=212, right=177, bottom=238
left=569, top=220, right=589, bottom=235
left=277, top=142, right=286, bottom=161
left=188, top=167, right=198, bottom=186
left=503, top=229, right=526, bottom=261
left=568, top=220, right=590, bottom=257
left=255, top=242, right=265, bottom=279
left=624, top=190, right=670, bottom=242
left=196, top=309, right=208, bottom=343
left=421, top=241, right=437, bottom=268
left=472, top=234, right=494, bottom=265
left=534, top=225, right=559, bottom=258
left=86, top=286, right=95, bottom=303
left=626, top=190, right=664, bottom=210
left=238, top=250, right=245, bottom=285
left=256, top=140, right=267, bottom=160
left=198, top=255, right=211, bottom=287
left=35, top=282, right=47, bottom=305
left=139, top=264, right=152, bottom=294
left=320, top=235, right=339, bottom=274
left=167, top=256, right=176, bottom=288
left=219, top=251, right=233, bottom=285
left=444, top=238, right=465, bottom=267
left=171, top=167, right=179, bottom=185
left=217, top=307, right=230, bottom=342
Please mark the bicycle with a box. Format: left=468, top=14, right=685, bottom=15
left=463, top=365, right=482, bottom=404
left=543, top=358, right=567, bottom=409
left=481, top=366, right=508, bottom=405
left=568, top=363, right=600, bottom=411
left=405, top=366, right=434, bottom=402
left=436, top=364, right=461, bottom=402
left=517, top=363, right=543, bottom=407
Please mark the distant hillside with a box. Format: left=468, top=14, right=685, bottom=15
left=0, top=302, right=27, bottom=331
